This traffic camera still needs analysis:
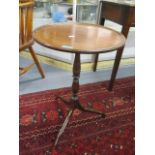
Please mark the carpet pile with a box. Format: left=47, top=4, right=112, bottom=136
left=20, top=77, right=135, bottom=155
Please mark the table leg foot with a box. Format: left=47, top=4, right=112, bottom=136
left=55, top=95, right=71, bottom=107
left=52, top=108, right=74, bottom=149
left=77, top=102, right=106, bottom=118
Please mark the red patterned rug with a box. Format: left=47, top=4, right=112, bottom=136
left=19, top=77, right=135, bottom=155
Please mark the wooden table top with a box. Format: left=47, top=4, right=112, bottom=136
left=33, top=23, right=125, bottom=54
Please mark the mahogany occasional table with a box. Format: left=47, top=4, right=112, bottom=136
left=33, top=23, right=125, bottom=150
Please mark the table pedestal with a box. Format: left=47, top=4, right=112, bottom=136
left=53, top=53, right=105, bottom=150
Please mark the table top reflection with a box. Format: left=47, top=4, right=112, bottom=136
left=33, top=23, right=125, bottom=54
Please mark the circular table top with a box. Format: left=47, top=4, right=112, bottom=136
left=33, top=23, right=125, bottom=54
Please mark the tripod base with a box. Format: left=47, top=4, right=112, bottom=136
left=51, top=95, right=106, bottom=153
left=55, top=95, right=106, bottom=117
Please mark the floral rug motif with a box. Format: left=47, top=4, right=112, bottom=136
left=19, top=77, right=135, bottom=155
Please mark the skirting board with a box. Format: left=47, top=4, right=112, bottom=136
left=20, top=51, right=135, bottom=72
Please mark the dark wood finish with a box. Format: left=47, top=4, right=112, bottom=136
left=72, top=53, right=81, bottom=103
left=93, top=19, right=105, bottom=71
left=19, top=0, right=45, bottom=78
left=93, top=52, right=99, bottom=72
left=53, top=53, right=105, bottom=149
left=33, top=23, right=125, bottom=150
left=93, top=0, right=135, bottom=91
left=108, top=21, right=132, bottom=91
left=100, top=1, right=135, bottom=25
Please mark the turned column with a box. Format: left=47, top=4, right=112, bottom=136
left=71, top=53, right=81, bottom=105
